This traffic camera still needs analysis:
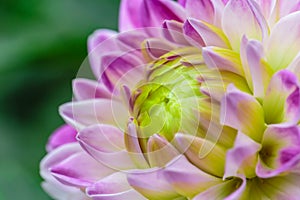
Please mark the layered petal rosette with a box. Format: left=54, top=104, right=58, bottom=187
left=40, top=0, right=300, bottom=199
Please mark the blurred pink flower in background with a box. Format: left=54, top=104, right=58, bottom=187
left=40, top=0, right=300, bottom=199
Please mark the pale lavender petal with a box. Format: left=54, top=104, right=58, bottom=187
left=185, top=0, right=215, bottom=24
left=163, top=155, right=221, bottom=198
left=59, top=99, right=128, bottom=131
left=87, top=172, right=146, bottom=200
left=142, top=38, right=176, bottom=61
left=183, top=20, right=205, bottom=47
left=194, top=177, right=246, bottom=200
left=147, top=134, right=180, bottom=167
left=220, top=84, right=265, bottom=142
left=46, top=124, right=77, bottom=152
left=127, top=168, right=181, bottom=199
left=50, top=151, right=115, bottom=187
left=119, top=0, right=144, bottom=32
left=88, top=29, right=117, bottom=53
left=140, top=0, right=186, bottom=27
left=185, top=18, right=231, bottom=48
left=263, top=70, right=300, bottom=124
left=77, top=124, right=138, bottom=170
left=222, top=0, right=268, bottom=51
left=266, top=12, right=300, bottom=70
left=202, top=46, right=244, bottom=75
left=162, top=20, right=189, bottom=45
left=242, top=39, right=273, bottom=99
left=224, top=132, right=261, bottom=179
left=256, top=125, right=300, bottom=178
left=73, top=79, right=112, bottom=101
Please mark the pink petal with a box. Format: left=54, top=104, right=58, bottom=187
left=185, top=0, right=215, bottom=24
left=220, top=84, right=265, bottom=142
left=46, top=124, right=77, bottom=152
left=185, top=18, right=231, bottom=48
left=266, top=12, right=300, bottom=70
left=73, top=79, right=112, bottom=101
left=163, top=155, right=221, bottom=198
left=222, top=0, right=269, bottom=51
left=162, top=20, right=189, bottom=45
left=178, top=0, right=187, bottom=6
left=142, top=38, right=176, bottom=61
left=140, top=0, right=186, bottom=27
left=87, top=172, right=146, bottom=200
left=224, top=132, right=261, bottom=179
left=88, top=29, right=117, bottom=53
left=256, top=125, right=300, bottom=178
left=127, top=168, right=181, bottom=199
left=119, top=0, right=144, bottom=32
left=59, top=99, right=128, bottom=131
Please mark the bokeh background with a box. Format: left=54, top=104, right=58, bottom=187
left=0, top=0, right=120, bottom=199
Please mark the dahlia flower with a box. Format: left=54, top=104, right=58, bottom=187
left=40, top=0, right=300, bottom=199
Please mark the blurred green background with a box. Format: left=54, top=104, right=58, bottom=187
left=0, top=0, right=120, bottom=199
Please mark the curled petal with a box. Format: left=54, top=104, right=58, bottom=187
left=222, top=0, right=269, bottom=51
left=147, top=134, right=180, bottom=167
left=50, top=151, right=114, bottom=188
left=140, top=0, right=186, bottom=27
left=77, top=124, right=137, bottom=170
left=224, top=132, right=261, bottom=179
left=73, top=79, right=112, bottom=101
left=46, top=124, right=77, bottom=152
left=142, top=38, right=176, bottom=61
left=174, top=133, right=226, bottom=178
left=193, top=177, right=246, bottom=200
left=163, top=155, right=221, bottom=198
left=87, top=172, right=146, bottom=200
left=127, top=168, right=180, bottom=199
left=185, top=18, right=231, bottom=48
left=162, top=20, right=189, bottom=45
left=202, top=46, right=244, bottom=75
left=256, top=125, right=300, bottom=178
left=59, top=99, right=128, bottom=131
left=263, top=70, right=300, bottom=124
left=267, top=11, right=300, bottom=71
left=221, top=84, right=265, bottom=142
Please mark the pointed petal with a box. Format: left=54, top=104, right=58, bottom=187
left=46, top=125, right=77, bottom=152
left=163, top=156, right=221, bottom=198
left=141, top=38, right=176, bottom=61
left=256, top=125, right=300, bottom=178
left=124, top=121, right=150, bottom=169
left=127, top=168, right=180, bottom=199
left=194, top=177, right=246, bottom=200
left=174, top=133, right=226, bottom=177
left=202, top=46, right=244, bottom=75
left=77, top=124, right=137, bottom=170
left=119, top=0, right=143, bottom=32
left=162, top=20, right=189, bottom=45
left=50, top=150, right=115, bottom=187
left=73, top=79, right=112, bottom=101
left=185, top=18, right=231, bottom=48
left=140, top=0, right=186, bottom=27
left=59, top=99, right=128, bottom=131
left=87, top=172, right=146, bottom=200
left=224, top=132, right=261, bottom=179
left=267, top=12, right=300, bottom=70
left=222, top=0, right=269, bottom=51
left=147, top=134, right=180, bottom=167
left=185, top=0, right=215, bottom=24
left=241, top=39, right=273, bottom=99
left=221, top=84, right=265, bottom=142
left=263, top=70, right=300, bottom=124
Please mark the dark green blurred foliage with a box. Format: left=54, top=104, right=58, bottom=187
left=0, top=0, right=120, bottom=199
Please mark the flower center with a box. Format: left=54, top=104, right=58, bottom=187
left=131, top=47, right=205, bottom=141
